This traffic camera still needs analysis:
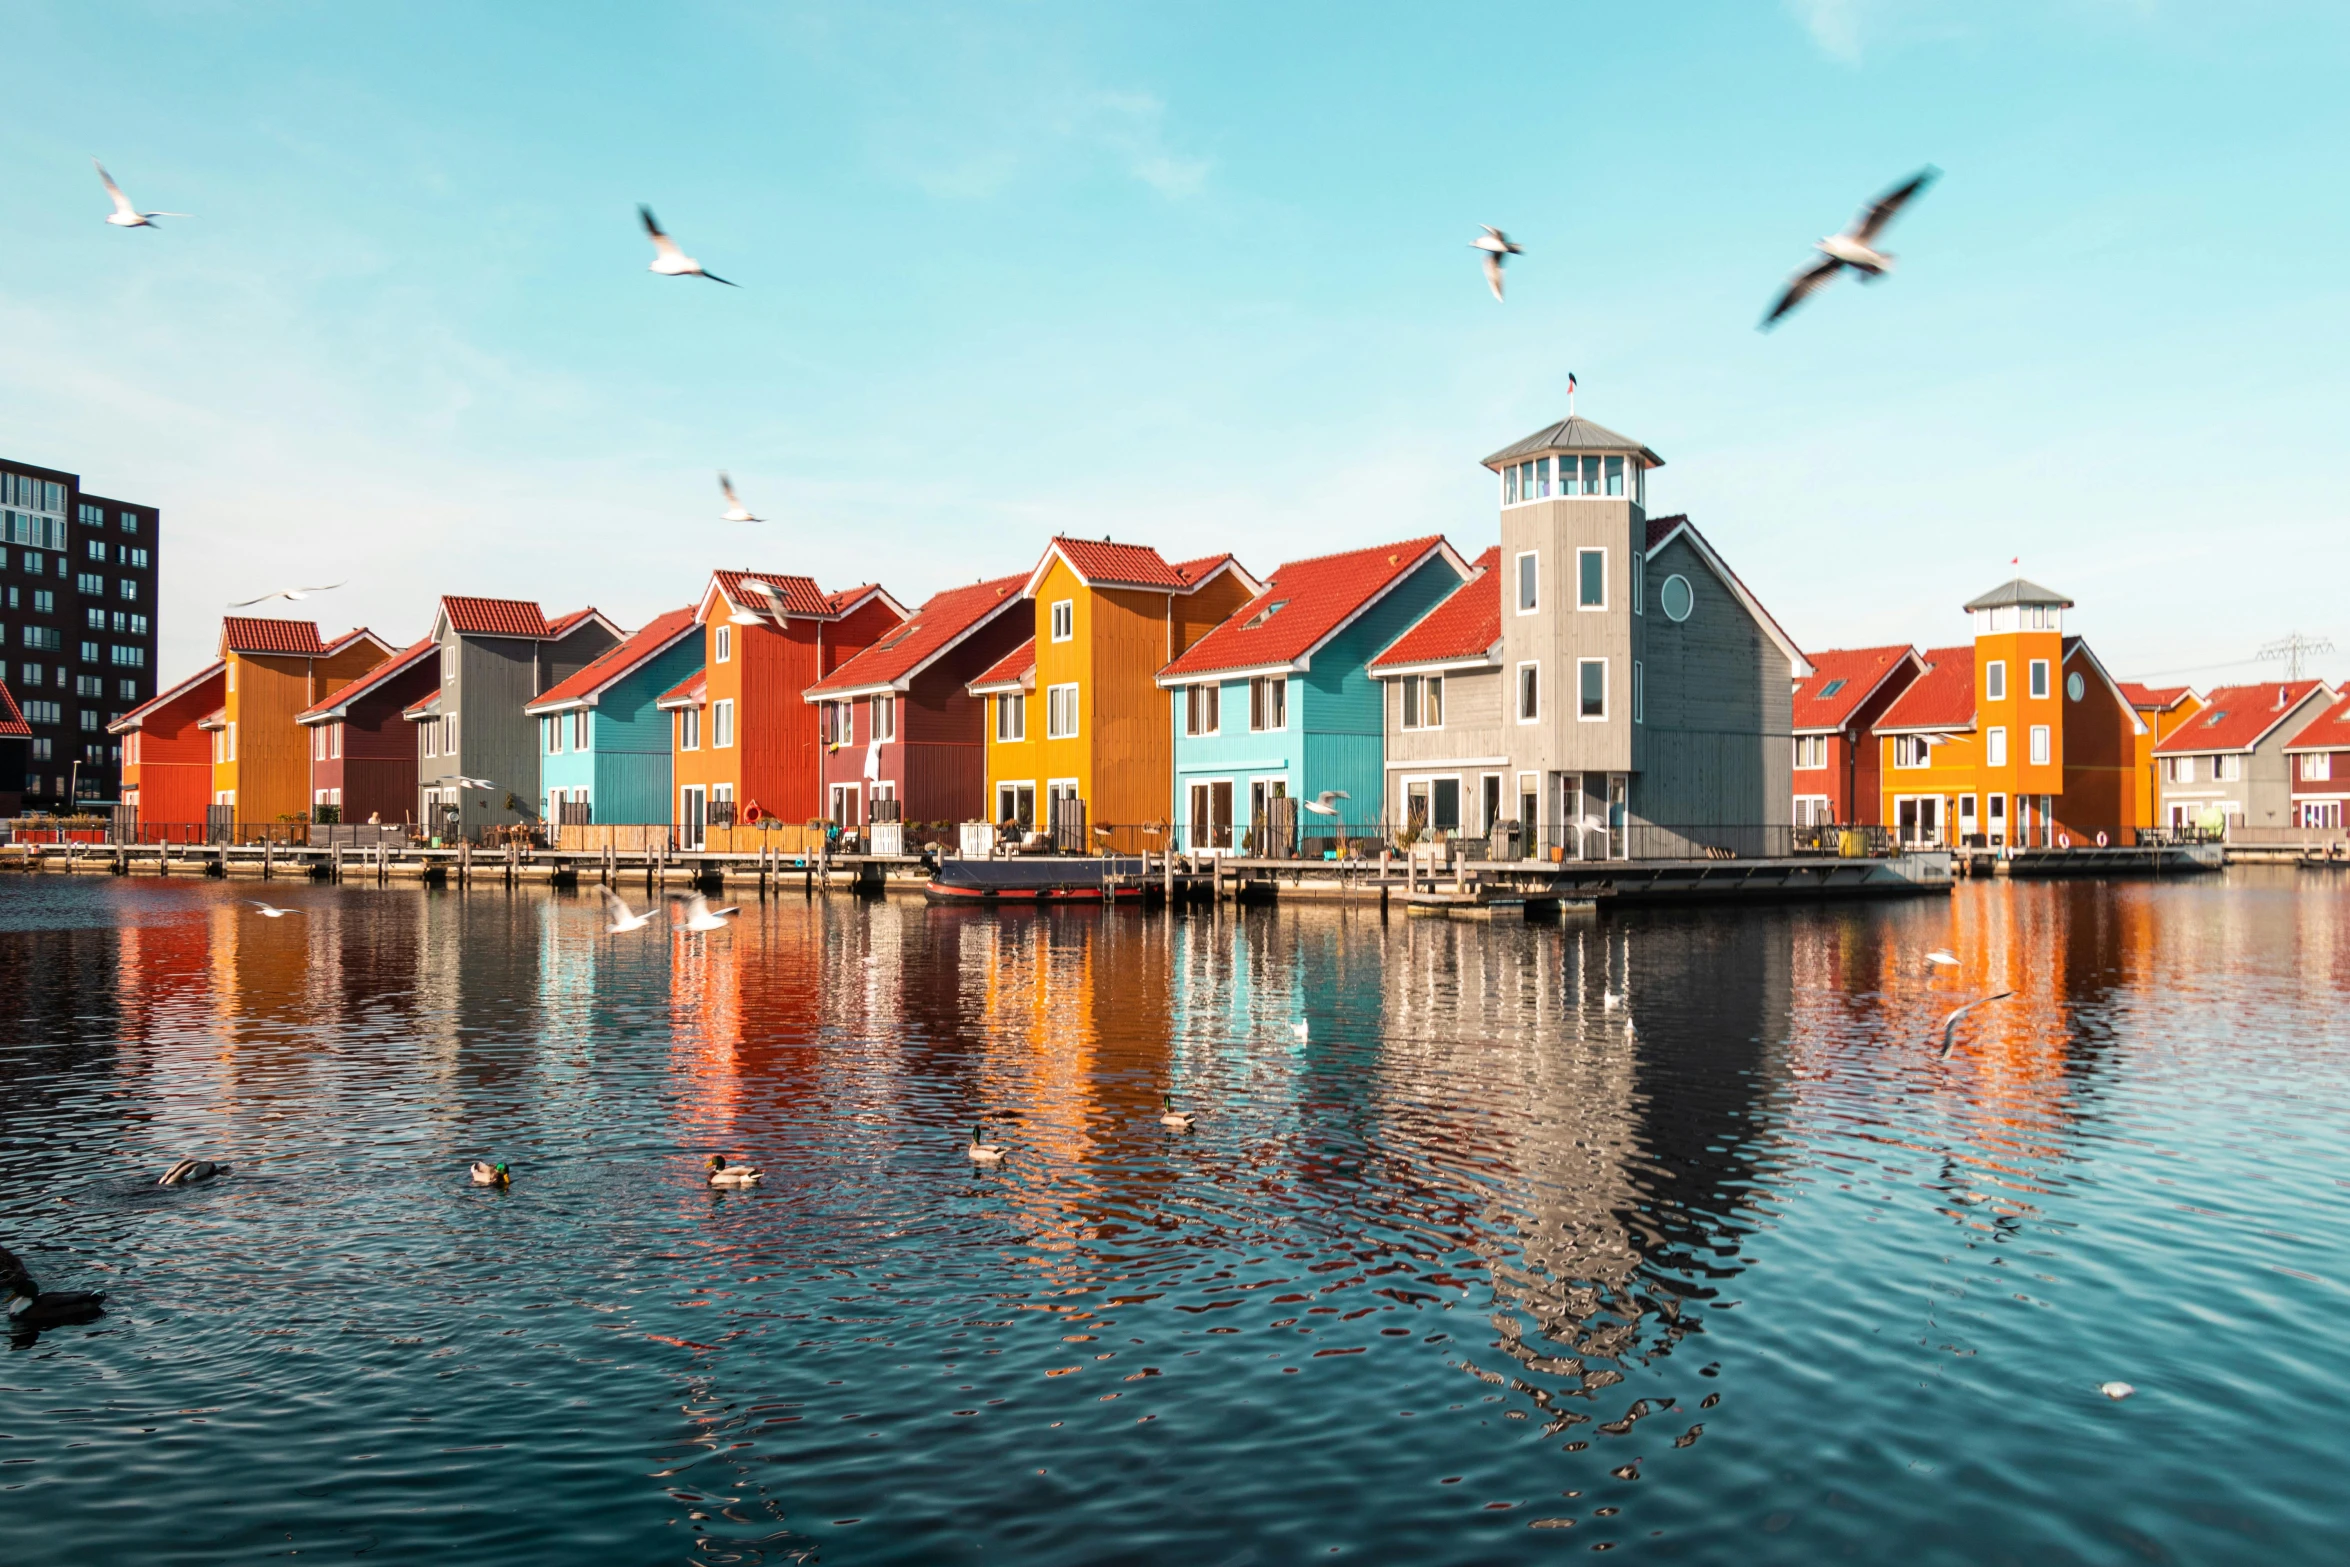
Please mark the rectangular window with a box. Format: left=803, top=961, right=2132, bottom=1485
left=1605, top=455, right=1624, bottom=496
left=444, top=713, right=457, bottom=753
left=1047, top=683, right=1080, bottom=739
left=1503, top=465, right=1518, bottom=505
left=715, top=624, right=731, bottom=663
left=1795, top=735, right=1827, bottom=769
left=424, top=719, right=438, bottom=758
left=1184, top=682, right=1220, bottom=737
left=314, top=726, right=327, bottom=762
left=2215, top=754, right=2242, bottom=782
left=119, top=578, right=138, bottom=600
left=1515, top=661, right=1539, bottom=722
left=1516, top=551, right=1538, bottom=613
left=77, top=572, right=103, bottom=595
left=86, top=608, right=107, bottom=630
left=545, top=715, right=561, bottom=754
left=1633, top=660, right=1644, bottom=724
left=568, top=711, right=586, bottom=751
left=678, top=707, right=700, bottom=751
left=1987, top=726, right=2008, bottom=766
left=713, top=699, right=735, bottom=748
left=996, top=692, right=1026, bottom=742
left=2029, top=659, right=2050, bottom=699
left=22, top=626, right=59, bottom=651
left=121, top=512, right=139, bottom=535
left=32, top=589, right=53, bottom=613
left=996, top=782, right=1036, bottom=829
left=1400, top=674, right=1443, bottom=731
left=1577, top=548, right=1606, bottom=610
left=2304, top=753, right=2333, bottom=782
left=1632, top=551, right=1645, bottom=616
left=2030, top=724, right=2050, bottom=765
left=1893, top=735, right=1930, bottom=768
left=1986, top=661, right=2007, bottom=701
left=1050, top=600, right=1074, bottom=642
left=1579, top=658, right=1608, bottom=720
left=871, top=694, right=895, bottom=742
left=1250, top=675, right=1286, bottom=732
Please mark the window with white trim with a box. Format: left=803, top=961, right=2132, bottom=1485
left=1250, top=675, right=1286, bottom=732
left=1184, top=683, right=1220, bottom=737
left=1050, top=600, right=1074, bottom=642
left=1632, top=551, right=1645, bottom=616
left=996, top=692, right=1026, bottom=742
left=715, top=625, right=731, bottom=663
left=1047, top=683, right=1080, bottom=739
left=1893, top=735, right=1930, bottom=768
left=2163, top=755, right=2187, bottom=783
left=1577, top=548, right=1606, bottom=610
left=2029, top=659, right=2049, bottom=699
left=712, top=699, right=735, bottom=749
left=1516, top=661, right=1541, bottom=722
left=2214, top=754, right=2242, bottom=782
left=1578, top=658, right=1607, bottom=720
left=1400, top=674, right=1443, bottom=731
left=678, top=707, right=700, bottom=751
left=1987, top=726, right=2008, bottom=766
left=1986, top=661, right=2007, bottom=702
left=572, top=711, right=588, bottom=751
left=1633, top=659, right=1644, bottom=724
left=871, top=694, right=896, bottom=742
left=1515, top=552, right=1538, bottom=614
left=2304, top=753, right=2333, bottom=782
left=1795, top=734, right=1827, bottom=769
left=2030, top=724, right=2050, bottom=765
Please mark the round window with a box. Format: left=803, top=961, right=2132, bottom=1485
left=1659, top=574, right=1694, bottom=622
left=2066, top=671, right=2085, bottom=702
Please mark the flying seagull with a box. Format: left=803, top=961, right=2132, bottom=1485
left=600, top=887, right=657, bottom=933
left=94, top=158, right=189, bottom=227
left=1925, top=948, right=1960, bottom=970
left=1299, top=789, right=1350, bottom=818
left=676, top=892, right=740, bottom=932
left=718, top=472, right=763, bottom=523
left=1937, top=989, right=2012, bottom=1058
left=640, top=205, right=736, bottom=286
left=728, top=577, right=787, bottom=626
left=247, top=901, right=299, bottom=919
left=453, top=776, right=498, bottom=791
left=228, top=582, right=345, bottom=609
left=1761, top=167, right=1939, bottom=330
left=1470, top=226, right=1523, bottom=301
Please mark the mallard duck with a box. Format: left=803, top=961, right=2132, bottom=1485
left=470, top=1161, right=512, bottom=1186
left=1, top=1244, right=106, bottom=1332
left=967, top=1125, right=1006, bottom=1163
left=158, top=1159, right=226, bottom=1187
left=1159, top=1094, right=1195, bottom=1131
left=706, top=1154, right=763, bottom=1187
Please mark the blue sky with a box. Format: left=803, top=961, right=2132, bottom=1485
left=5, top=1, right=2346, bottom=687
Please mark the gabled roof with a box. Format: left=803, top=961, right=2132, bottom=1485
left=1643, top=515, right=1814, bottom=678
left=1482, top=414, right=1664, bottom=470
left=1023, top=537, right=1263, bottom=600
left=221, top=617, right=326, bottom=656
left=109, top=660, right=226, bottom=734
left=2061, top=636, right=2147, bottom=737
left=655, top=670, right=708, bottom=711
left=967, top=638, right=1037, bottom=696
left=2285, top=690, right=2350, bottom=754
left=1964, top=577, right=2074, bottom=611
left=1159, top=537, right=1467, bottom=684
left=440, top=596, right=554, bottom=638
left=321, top=628, right=391, bottom=659
left=2119, top=681, right=2196, bottom=712
left=1369, top=547, right=1502, bottom=674
left=525, top=608, right=701, bottom=715
left=1873, top=645, right=1976, bottom=734
left=695, top=569, right=905, bottom=626
left=400, top=689, right=442, bottom=721
left=1792, top=645, right=1921, bottom=735
left=298, top=637, right=439, bottom=724
left=2155, top=680, right=2333, bottom=756
left=805, top=574, right=1030, bottom=700
left=0, top=679, right=28, bottom=739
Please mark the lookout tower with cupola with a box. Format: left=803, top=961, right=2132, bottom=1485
left=1965, top=576, right=2072, bottom=845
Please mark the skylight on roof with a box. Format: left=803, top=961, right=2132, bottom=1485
left=1818, top=678, right=1847, bottom=700
left=874, top=622, right=921, bottom=652
left=1244, top=599, right=1289, bottom=630
left=2204, top=710, right=2229, bottom=726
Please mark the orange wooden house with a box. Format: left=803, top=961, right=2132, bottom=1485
left=658, top=570, right=905, bottom=848
left=107, top=660, right=228, bottom=838
left=202, top=618, right=393, bottom=835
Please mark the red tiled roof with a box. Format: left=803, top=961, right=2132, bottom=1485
left=1644, top=512, right=1689, bottom=550
left=0, top=679, right=28, bottom=739
left=400, top=688, right=441, bottom=720
left=1794, top=645, right=1918, bottom=734
left=2118, top=681, right=2194, bottom=711
left=111, top=661, right=227, bottom=733
left=1874, top=645, right=1976, bottom=732
left=528, top=608, right=700, bottom=711
left=656, top=670, right=708, bottom=709
left=298, top=637, right=440, bottom=722
left=825, top=583, right=879, bottom=614
left=2156, top=680, right=2332, bottom=755
left=709, top=569, right=833, bottom=619
left=1369, top=547, right=1502, bottom=671
left=2286, top=690, right=2350, bottom=753
left=1163, top=537, right=1459, bottom=680
left=1047, top=537, right=1189, bottom=590
left=221, top=617, right=326, bottom=656
left=1171, top=552, right=1238, bottom=585
left=807, top=575, right=1028, bottom=698
left=968, top=637, right=1037, bottom=693
left=441, top=596, right=553, bottom=638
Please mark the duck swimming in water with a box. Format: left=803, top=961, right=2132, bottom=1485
left=158, top=1159, right=227, bottom=1187
left=469, top=1162, right=511, bottom=1186
left=1159, top=1094, right=1195, bottom=1131
left=705, top=1155, right=763, bottom=1188
left=967, top=1125, right=1006, bottom=1164
left=1, top=1245, right=106, bottom=1334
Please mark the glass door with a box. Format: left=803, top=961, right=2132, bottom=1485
left=681, top=786, right=705, bottom=851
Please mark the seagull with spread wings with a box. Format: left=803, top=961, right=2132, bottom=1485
left=1761, top=167, right=1939, bottom=330
left=228, top=582, right=344, bottom=608
left=1299, top=789, right=1350, bottom=818
left=640, top=205, right=736, bottom=286
left=718, top=472, right=763, bottom=523
left=94, top=158, right=190, bottom=228
left=1470, top=226, right=1523, bottom=301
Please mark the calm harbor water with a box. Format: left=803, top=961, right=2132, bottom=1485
left=2, top=871, right=2346, bottom=1563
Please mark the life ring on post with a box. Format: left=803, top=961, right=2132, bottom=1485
left=744, top=802, right=765, bottom=825
left=2058, top=832, right=2071, bottom=848
left=2095, top=830, right=2108, bottom=847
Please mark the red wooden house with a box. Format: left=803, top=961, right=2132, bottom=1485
left=1790, top=645, right=1923, bottom=827
left=802, top=572, right=1033, bottom=832
left=106, top=660, right=228, bottom=839
left=663, top=569, right=906, bottom=848
left=2284, top=689, right=2350, bottom=831
left=294, top=636, right=440, bottom=825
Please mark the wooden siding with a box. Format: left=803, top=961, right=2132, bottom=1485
left=1499, top=495, right=1643, bottom=777
left=1632, top=534, right=1791, bottom=832
left=122, top=669, right=222, bottom=827
left=2050, top=645, right=2136, bottom=842
left=218, top=641, right=384, bottom=823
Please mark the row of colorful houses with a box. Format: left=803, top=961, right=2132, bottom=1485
left=83, top=410, right=2348, bottom=853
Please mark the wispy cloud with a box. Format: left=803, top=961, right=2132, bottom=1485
left=1787, top=0, right=1869, bottom=61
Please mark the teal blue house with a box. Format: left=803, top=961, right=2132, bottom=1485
left=522, top=605, right=703, bottom=834
left=1156, top=536, right=1471, bottom=852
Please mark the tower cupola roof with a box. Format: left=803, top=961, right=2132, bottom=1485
left=1482, top=415, right=1663, bottom=471
left=1963, top=577, right=2074, bottom=612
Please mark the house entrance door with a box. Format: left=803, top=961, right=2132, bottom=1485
left=681, top=786, right=706, bottom=851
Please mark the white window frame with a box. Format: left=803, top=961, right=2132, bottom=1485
left=1518, top=661, right=1542, bottom=724
left=1577, top=657, right=1608, bottom=722
left=1576, top=547, right=1607, bottom=611
left=2304, top=753, right=2334, bottom=782
left=2030, top=724, right=2051, bottom=765
left=1986, top=661, right=2007, bottom=702
left=1633, top=660, right=1645, bottom=725
left=713, top=698, right=735, bottom=749
left=2215, top=754, right=2242, bottom=782
left=715, top=624, right=732, bottom=664
left=1398, top=773, right=1467, bottom=835
left=2029, top=658, right=2049, bottom=699
left=1050, top=600, right=1075, bottom=643
left=678, top=707, right=700, bottom=752
left=1892, top=735, right=1930, bottom=769
left=871, top=693, right=896, bottom=742
left=1632, top=550, right=1646, bottom=616
left=571, top=711, right=588, bottom=751
left=996, top=691, right=1026, bottom=742
left=1987, top=726, right=2008, bottom=766
left=995, top=780, right=1036, bottom=828
left=1183, top=682, right=1220, bottom=738
left=1047, top=683, right=1080, bottom=740
left=1399, top=674, right=1444, bottom=732
left=1515, top=551, right=1538, bottom=615
left=1250, top=675, right=1287, bottom=733
left=1795, top=734, right=1827, bottom=770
